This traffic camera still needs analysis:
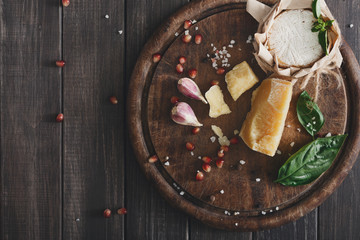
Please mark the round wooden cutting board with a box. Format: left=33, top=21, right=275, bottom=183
left=127, top=0, right=360, bottom=231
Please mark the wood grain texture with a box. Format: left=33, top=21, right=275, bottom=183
left=124, top=0, right=190, bottom=239
left=127, top=0, right=360, bottom=232
left=62, top=0, right=125, bottom=239
left=0, top=0, right=62, bottom=239
left=317, top=2, right=360, bottom=240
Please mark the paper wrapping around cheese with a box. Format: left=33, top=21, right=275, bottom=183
left=240, top=78, right=292, bottom=157
left=246, top=0, right=342, bottom=78
left=225, top=61, right=259, bottom=101
left=205, top=85, right=231, bottom=118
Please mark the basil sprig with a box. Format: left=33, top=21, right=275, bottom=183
left=276, top=91, right=347, bottom=186
left=296, top=91, right=324, bottom=137
left=311, top=0, right=334, bottom=55
left=275, top=135, right=347, bottom=186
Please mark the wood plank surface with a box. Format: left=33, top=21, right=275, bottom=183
left=0, top=0, right=62, bottom=239
left=62, top=0, right=125, bottom=239
left=318, top=2, right=360, bottom=240
left=124, top=0, right=190, bottom=239
left=0, top=0, right=359, bottom=239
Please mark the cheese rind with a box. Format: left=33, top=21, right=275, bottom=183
left=205, top=85, right=231, bottom=118
left=225, top=61, right=259, bottom=101
left=239, top=78, right=292, bottom=156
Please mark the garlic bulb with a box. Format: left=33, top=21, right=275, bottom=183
left=177, top=78, right=208, bottom=104
left=171, top=102, right=203, bottom=127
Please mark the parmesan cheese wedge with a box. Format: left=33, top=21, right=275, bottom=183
left=205, top=85, right=231, bottom=118
left=225, top=61, right=259, bottom=101
left=240, top=78, right=292, bottom=157
left=268, top=9, right=323, bottom=68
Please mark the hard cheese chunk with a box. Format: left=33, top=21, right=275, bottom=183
left=240, top=78, right=292, bottom=157
left=205, top=85, right=231, bottom=118
left=225, top=61, right=259, bottom=101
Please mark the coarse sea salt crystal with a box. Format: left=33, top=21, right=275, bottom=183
left=195, top=26, right=198, bottom=30
left=276, top=150, right=282, bottom=155
left=234, top=129, right=240, bottom=135
left=261, top=211, right=266, bottom=215
left=230, top=40, right=235, bottom=44
left=276, top=206, right=279, bottom=211
left=180, top=191, right=184, bottom=195
left=220, top=190, right=224, bottom=194
left=228, top=44, right=233, bottom=48
left=210, top=136, right=216, bottom=143
left=198, top=156, right=201, bottom=160
left=185, top=30, right=189, bottom=35
left=239, top=160, right=245, bottom=165
left=165, top=156, right=169, bottom=160
left=256, top=178, right=261, bottom=182
left=297, top=128, right=301, bottom=132
left=118, top=30, right=123, bottom=35
left=105, top=14, right=109, bottom=19
left=164, top=161, right=170, bottom=166
left=325, top=132, right=332, bottom=137
left=175, top=32, right=179, bottom=36
left=290, top=142, right=295, bottom=147
left=235, top=223, right=238, bottom=226
left=190, top=151, right=194, bottom=156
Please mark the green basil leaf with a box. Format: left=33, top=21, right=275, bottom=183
left=318, top=30, right=329, bottom=55
left=297, top=91, right=325, bottom=136
left=312, top=0, right=321, bottom=19
left=325, top=20, right=334, bottom=28
left=275, top=135, right=347, bottom=186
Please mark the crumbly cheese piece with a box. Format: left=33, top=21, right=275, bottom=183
left=268, top=10, right=323, bottom=68
left=205, top=85, right=231, bottom=118
left=211, top=125, right=224, bottom=137
left=225, top=61, right=259, bottom=101
left=211, top=125, right=230, bottom=146
left=240, top=78, right=293, bottom=156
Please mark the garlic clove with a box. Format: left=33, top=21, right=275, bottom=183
left=177, top=78, right=208, bottom=104
left=171, top=102, right=203, bottom=127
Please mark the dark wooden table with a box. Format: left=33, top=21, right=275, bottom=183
left=1, top=0, right=359, bottom=239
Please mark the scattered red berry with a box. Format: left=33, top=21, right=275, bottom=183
left=109, top=96, right=118, bottom=104
left=211, top=80, right=219, bottom=86
left=184, top=20, right=192, bottom=29
left=196, top=171, right=204, bottom=181
left=56, top=113, right=64, bottom=122
left=220, top=146, right=229, bottom=152
left=170, top=96, right=179, bottom=104
left=103, top=209, right=111, bottom=218
left=194, top=34, right=203, bottom=44
left=148, top=155, right=158, bottom=163
left=188, top=69, right=197, bottom=78
left=230, top=137, right=239, bottom=145
left=216, top=67, right=225, bottom=75
left=179, top=56, right=186, bottom=64
left=216, top=159, right=224, bottom=168
left=217, top=150, right=225, bottom=158
left=62, top=0, right=70, bottom=7
left=56, top=60, right=66, bottom=67
left=201, top=156, right=212, bottom=164
left=202, top=163, right=211, bottom=173
left=176, top=64, right=184, bottom=74
left=186, top=142, right=195, bottom=151
left=191, top=127, right=200, bottom=135
left=152, top=53, right=161, bottom=63
left=182, top=34, right=192, bottom=43
left=117, top=208, right=127, bottom=215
